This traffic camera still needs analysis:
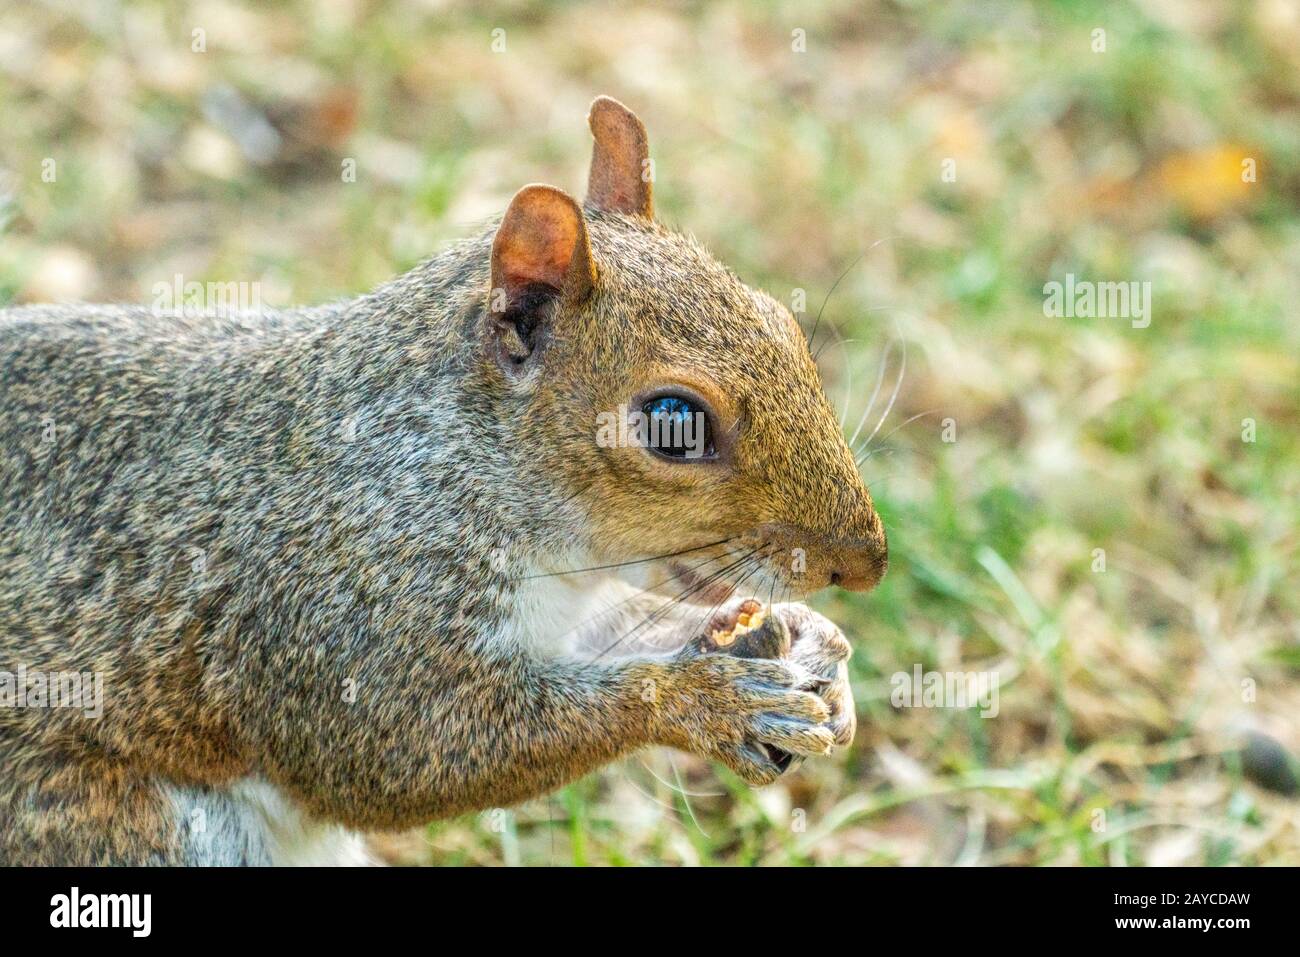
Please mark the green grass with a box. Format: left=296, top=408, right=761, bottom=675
left=3, top=0, right=1297, bottom=865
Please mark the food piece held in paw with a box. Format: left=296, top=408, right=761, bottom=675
left=702, top=599, right=791, bottom=660
left=710, top=599, right=762, bottom=646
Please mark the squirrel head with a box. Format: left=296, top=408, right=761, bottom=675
left=478, top=96, right=885, bottom=602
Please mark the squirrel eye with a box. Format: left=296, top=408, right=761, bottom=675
left=640, top=395, right=715, bottom=460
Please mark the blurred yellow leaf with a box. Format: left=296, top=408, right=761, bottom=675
left=1158, top=145, right=1256, bottom=219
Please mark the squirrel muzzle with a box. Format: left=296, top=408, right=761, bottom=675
left=746, top=515, right=888, bottom=595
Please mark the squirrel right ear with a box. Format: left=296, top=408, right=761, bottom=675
left=488, top=184, right=595, bottom=368
left=585, top=96, right=653, bottom=218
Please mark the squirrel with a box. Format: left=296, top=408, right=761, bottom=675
left=0, top=96, right=887, bottom=865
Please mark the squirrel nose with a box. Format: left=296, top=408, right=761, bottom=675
left=828, top=563, right=882, bottom=592
left=826, top=534, right=888, bottom=593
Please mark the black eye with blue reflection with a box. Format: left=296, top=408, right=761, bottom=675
left=640, top=394, right=715, bottom=460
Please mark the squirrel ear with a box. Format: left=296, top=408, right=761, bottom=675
left=491, top=184, right=595, bottom=304
left=585, top=96, right=653, bottom=218
left=488, top=184, right=595, bottom=366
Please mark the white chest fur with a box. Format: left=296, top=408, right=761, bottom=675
left=232, top=779, right=374, bottom=866
left=167, top=777, right=374, bottom=866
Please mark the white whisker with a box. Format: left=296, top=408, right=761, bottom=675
left=848, top=339, right=893, bottom=448
left=861, top=322, right=907, bottom=453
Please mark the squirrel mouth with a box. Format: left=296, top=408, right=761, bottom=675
left=665, top=559, right=738, bottom=606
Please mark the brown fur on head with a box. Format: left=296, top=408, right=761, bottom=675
left=485, top=96, right=886, bottom=602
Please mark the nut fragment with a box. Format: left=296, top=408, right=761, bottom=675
left=711, top=599, right=765, bottom=647
left=700, top=599, right=790, bottom=660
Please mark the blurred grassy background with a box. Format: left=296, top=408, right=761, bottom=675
left=3, top=0, right=1298, bottom=865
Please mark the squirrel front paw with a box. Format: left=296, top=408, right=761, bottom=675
left=771, top=602, right=856, bottom=748
left=699, top=597, right=856, bottom=749
left=656, top=645, right=835, bottom=787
